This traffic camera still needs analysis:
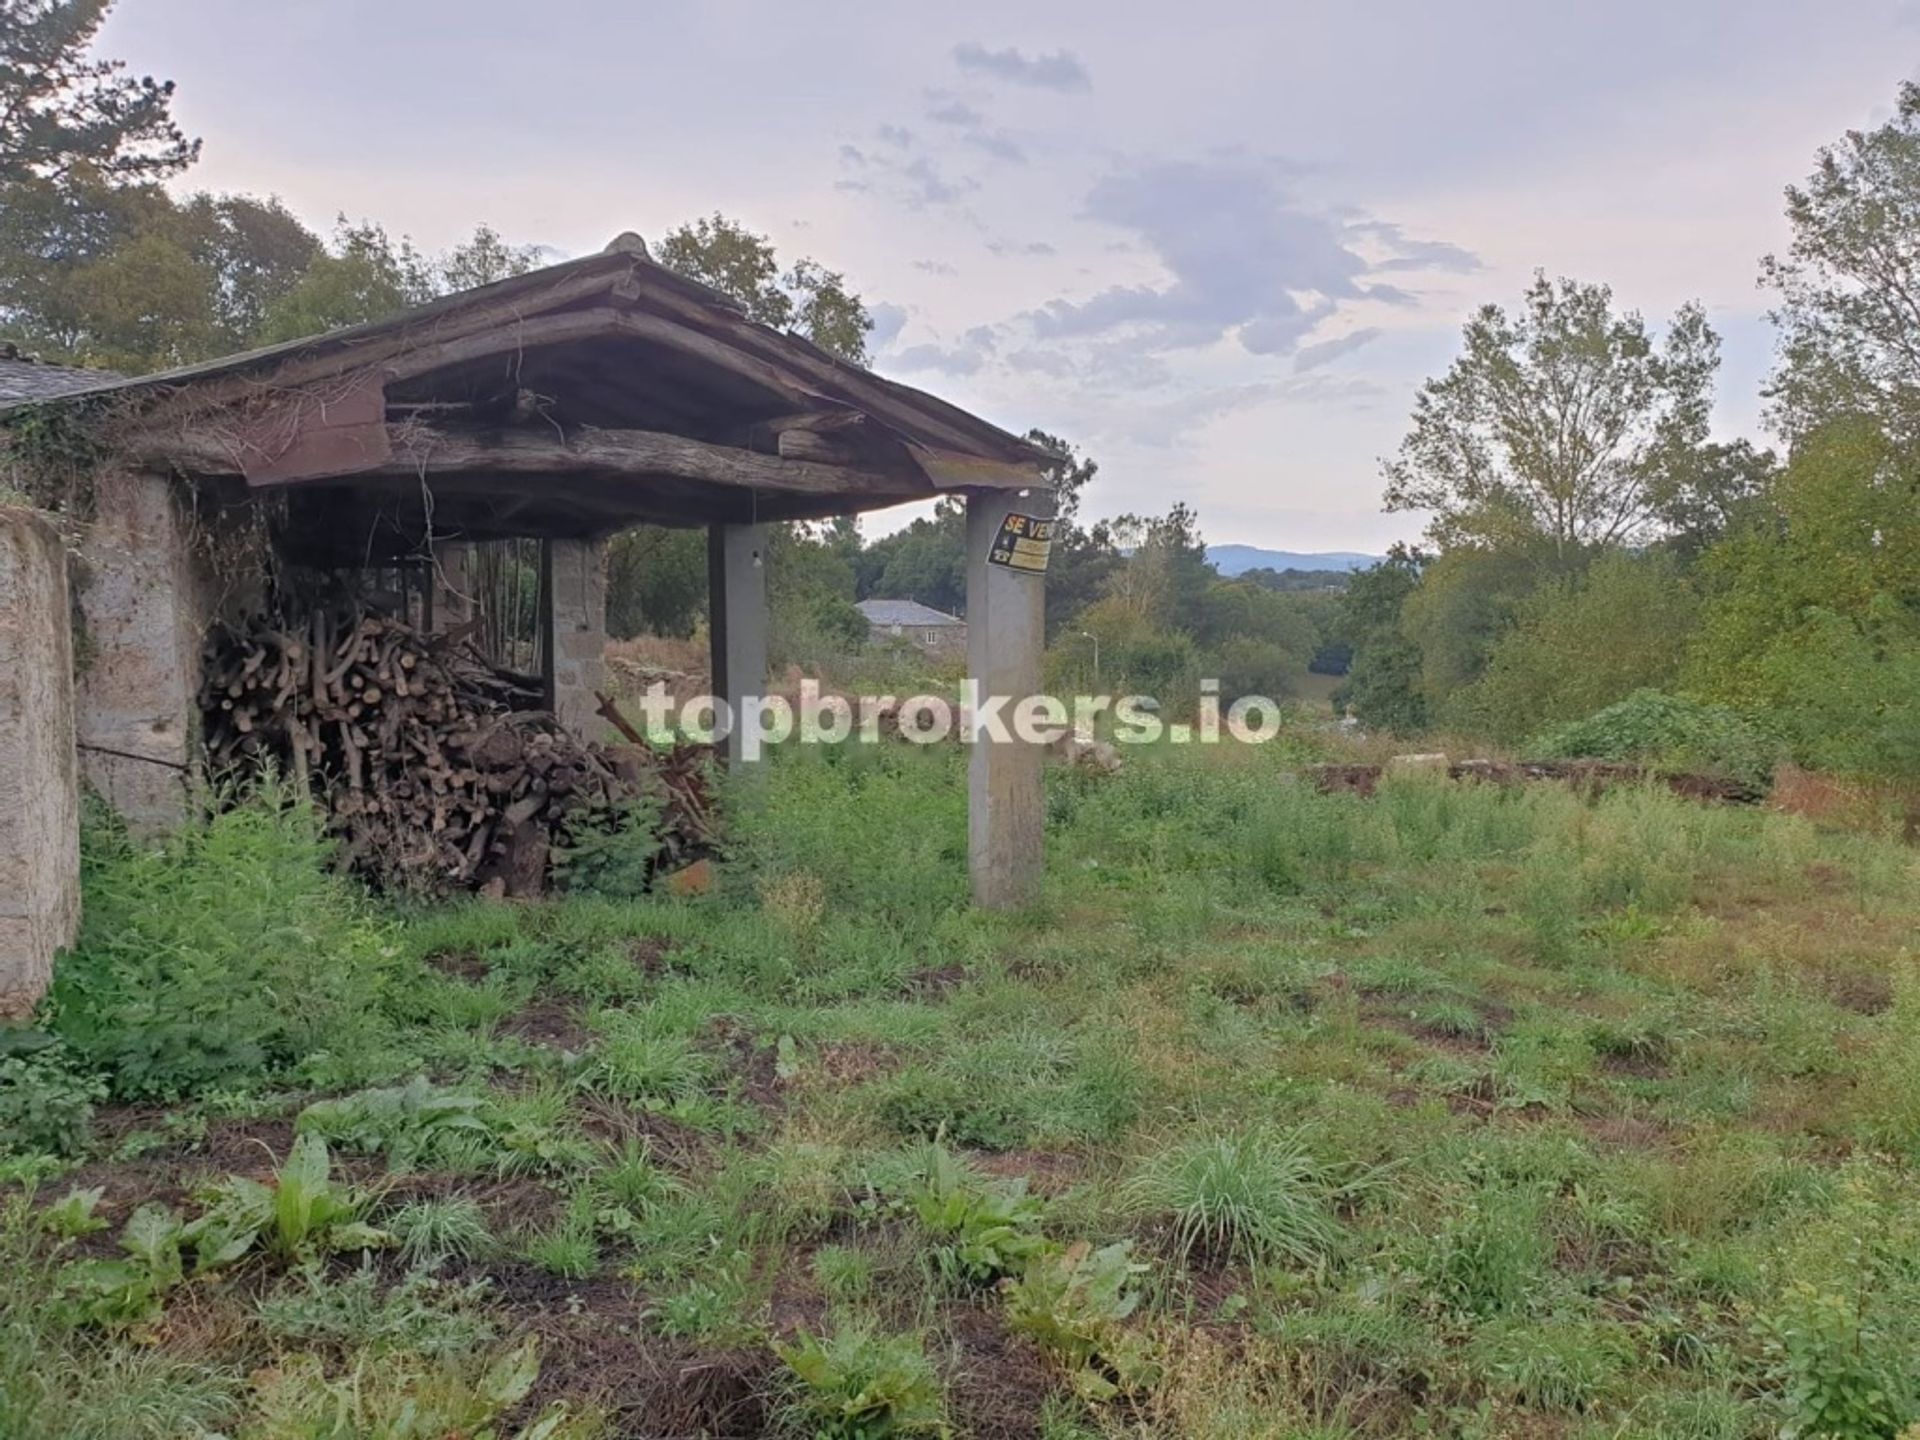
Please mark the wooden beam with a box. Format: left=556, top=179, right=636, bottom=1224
left=381, top=425, right=926, bottom=497
left=162, top=420, right=933, bottom=501
left=380, top=307, right=818, bottom=410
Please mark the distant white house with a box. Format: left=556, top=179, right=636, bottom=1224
left=856, top=598, right=967, bottom=655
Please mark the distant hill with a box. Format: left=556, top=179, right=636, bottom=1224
left=1207, top=545, right=1381, bottom=577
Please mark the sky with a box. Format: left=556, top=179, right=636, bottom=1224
left=101, top=0, right=1920, bottom=552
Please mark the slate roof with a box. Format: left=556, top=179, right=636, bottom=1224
left=857, top=598, right=966, bottom=628
left=0, top=344, right=119, bottom=404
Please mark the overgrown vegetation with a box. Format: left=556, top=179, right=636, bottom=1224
left=3, top=737, right=1918, bottom=1436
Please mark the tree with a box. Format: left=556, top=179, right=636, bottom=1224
left=1383, top=274, right=1719, bottom=568
left=1332, top=547, right=1429, bottom=731
left=606, top=526, right=706, bottom=639
left=1026, top=427, right=1097, bottom=524
left=1446, top=551, right=1698, bottom=742
left=656, top=213, right=871, bottom=364
left=1685, top=420, right=1920, bottom=824
left=258, top=219, right=540, bottom=343
left=0, top=177, right=321, bottom=369
left=258, top=219, right=435, bottom=342
left=1649, top=438, right=1780, bottom=561
left=0, top=0, right=197, bottom=184
left=1763, top=83, right=1920, bottom=452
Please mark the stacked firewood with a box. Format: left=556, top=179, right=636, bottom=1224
left=200, top=607, right=716, bottom=895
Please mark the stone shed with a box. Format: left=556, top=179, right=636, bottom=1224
left=0, top=236, right=1057, bottom=1014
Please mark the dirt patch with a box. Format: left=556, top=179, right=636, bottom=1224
left=813, top=1041, right=900, bottom=1087
left=970, top=1149, right=1085, bottom=1197
left=574, top=1091, right=708, bottom=1169
left=630, top=937, right=670, bottom=976
left=427, top=950, right=492, bottom=983
left=1598, top=1050, right=1671, bottom=1080
left=945, top=1308, right=1053, bottom=1440
left=708, top=1017, right=783, bottom=1110
left=492, top=1264, right=775, bottom=1437
left=1822, top=966, right=1893, bottom=1016
left=59, top=1114, right=304, bottom=1233
left=1578, top=1112, right=1673, bottom=1150
left=499, top=997, right=596, bottom=1053
left=907, top=962, right=969, bottom=999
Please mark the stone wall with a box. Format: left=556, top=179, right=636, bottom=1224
left=547, top=537, right=608, bottom=737
left=75, top=467, right=210, bottom=831
left=0, top=507, right=80, bottom=1017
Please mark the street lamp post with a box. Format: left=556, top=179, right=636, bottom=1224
left=1079, top=630, right=1099, bottom=689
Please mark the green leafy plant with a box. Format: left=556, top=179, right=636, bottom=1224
left=1002, top=1241, right=1157, bottom=1403
left=774, top=1321, right=949, bottom=1439
left=298, top=1077, right=494, bottom=1171
left=897, top=1143, right=1048, bottom=1286
left=40, top=1186, right=110, bottom=1239
left=244, top=1335, right=590, bottom=1439
left=0, top=1041, right=105, bottom=1158
left=1762, top=1281, right=1914, bottom=1440
left=1529, top=689, right=1781, bottom=789
left=55, top=1202, right=186, bottom=1328
left=184, top=1134, right=389, bottom=1270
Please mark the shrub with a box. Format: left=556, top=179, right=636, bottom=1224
left=0, top=1039, right=103, bottom=1158
left=774, top=1321, right=947, bottom=1439
left=1528, top=690, right=1781, bottom=789
left=1123, top=1131, right=1341, bottom=1270
left=50, top=790, right=401, bottom=1099
left=552, top=793, right=665, bottom=899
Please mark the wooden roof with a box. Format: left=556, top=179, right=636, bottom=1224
left=9, top=237, right=1046, bottom=562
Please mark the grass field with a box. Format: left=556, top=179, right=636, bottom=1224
left=5, top=735, right=1920, bottom=1438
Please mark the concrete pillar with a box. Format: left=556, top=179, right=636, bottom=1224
left=0, top=508, right=81, bottom=1017
left=76, top=467, right=206, bottom=831
left=545, top=536, right=608, bottom=737
left=966, top=490, right=1048, bottom=909
left=707, top=523, right=768, bottom=767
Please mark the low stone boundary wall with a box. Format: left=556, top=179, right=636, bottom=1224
left=0, top=506, right=80, bottom=1017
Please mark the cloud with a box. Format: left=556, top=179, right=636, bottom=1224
left=1293, top=327, right=1382, bottom=371
left=891, top=341, right=988, bottom=376
left=876, top=123, right=914, bottom=148
left=1027, top=157, right=1372, bottom=356
left=913, top=258, right=958, bottom=276
left=885, top=324, right=998, bottom=377
left=1348, top=221, right=1483, bottom=274
left=839, top=137, right=973, bottom=208
left=926, top=97, right=985, bottom=127
left=1023, top=157, right=1472, bottom=364
left=988, top=238, right=1056, bottom=257
left=952, top=42, right=1092, bottom=92
left=866, top=302, right=908, bottom=352
left=962, top=129, right=1027, bottom=164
